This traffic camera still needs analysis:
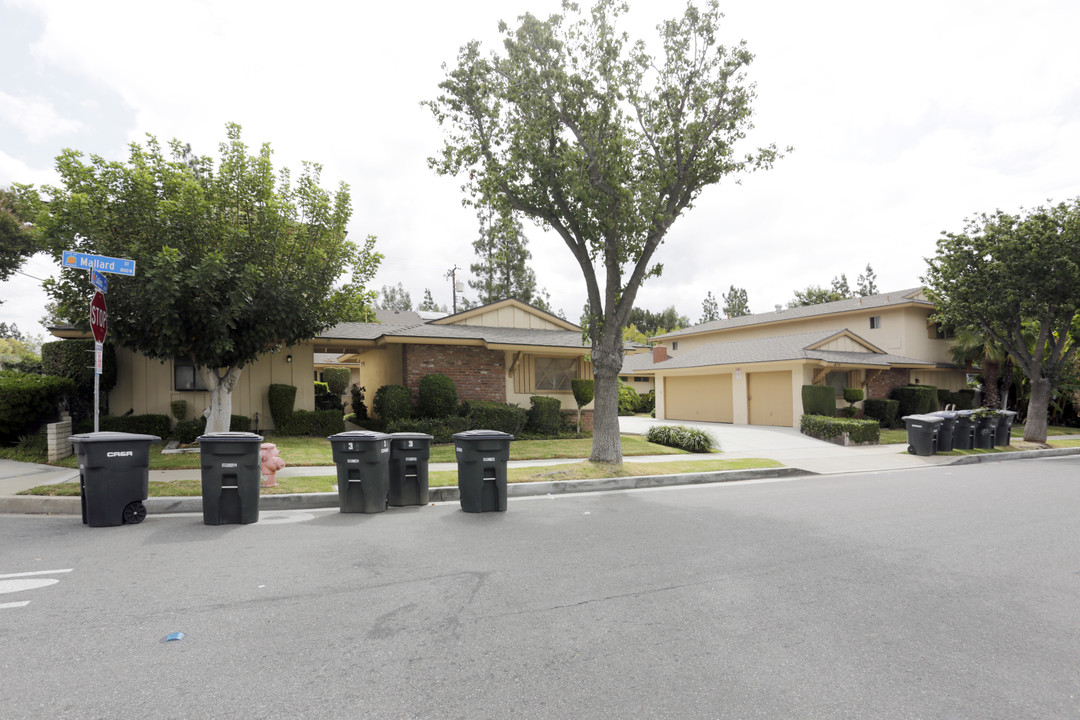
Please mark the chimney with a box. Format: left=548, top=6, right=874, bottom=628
left=774, top=304, right=782, bottom=312
left=652, top=345, right=668, bottom=363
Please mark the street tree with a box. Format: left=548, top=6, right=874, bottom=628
left=722, top=285, right=750, bottom=318
left=33, top=123, right=381, bottom=433
left=427, top=0, right=783, bottom=462
left=1, top=185, right=39, bottom=290
left=924, top=199, right=1080, bottom=442
left=699, top=291, right=719, bottom=324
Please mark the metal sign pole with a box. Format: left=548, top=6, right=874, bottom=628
left=94, top=369, right=100, bottom=433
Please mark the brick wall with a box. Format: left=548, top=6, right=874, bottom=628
left=866, top=368, right=909, bottom=399
left=403, top=344, right=506, bottom=403
left=561, top=409, right=594, bottom=432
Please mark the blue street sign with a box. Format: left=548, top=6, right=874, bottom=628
left=91, top=269, right=108, bottom=293
left=62, top=251, right=136, bottom=277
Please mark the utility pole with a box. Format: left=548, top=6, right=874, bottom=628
left=445, top=265, right=461, bottom=314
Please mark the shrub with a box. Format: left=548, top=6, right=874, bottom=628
left=373, top=384, right=412, bottom=422
left=350, top=384, right=368, bottom=420
left=315, top=380, right=343, bottom=411
left=955, top=389, right=976, bottom=410
left=268, top=384, right=297, bottom=427
left=39, top=340, right=117, bottom=421
left=173, top=418, right=206, bottom=444
left=418, top=374, right=458, bottom=418
left=800, top=414, right=880, bottom=444
left=170, top=400, right=188, bottom=422
left=645, top=425, right=717, bottom=453
left=617, top=381, right=641, bottom=416
left=863, top=398, right=900, bottom=428
left=98, top=413, right=171, bottom=439
left=0, top=373, right=77, bottom=442
left=386, top=416, right=470, bottom=444
left=938, top=389, right=957, bottom=409
left=314, top=381, right=330, bottom=395
left=465, top=400, right=528, bottom=435
left=322, top=367, right=351, bottom=397
left=526, top=396, right=563, bottom=435
left=278, top=409, right=345, bottom=436
left=892, top=385, right=937, bottom=417
left=842, top=387, right=864, bottom=405
left=802, top=385, right=836, bottom=417
left=571, top=378, right=595, bottom=433
left=638, top=390, right=656, bottom=414
left=230, top=415, right=251, bottom=432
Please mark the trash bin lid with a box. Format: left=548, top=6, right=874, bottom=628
left=197, top=431, right=264, bottom=443
left=452, top=429, right=515, bottom=441
left=929, top=410, right=959, bottom=419
left=327, top=430, right=390, bottom=442
left=389, top=432, right=434, bottom=441
left=1000, top=410, right=1017, bottom=418
left=955, top=409, right=976, bottom=417
left=70, top=431, right=162, bottom=444
left=901, top=414, right=944, bottom=424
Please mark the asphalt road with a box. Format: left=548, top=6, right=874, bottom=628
left=2, top=458, right=1078, bottom=719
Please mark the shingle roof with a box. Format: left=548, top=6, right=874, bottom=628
left=319, top=321, right=589, bottom=349
left=653, top=288, right=930, bottom=340
left=641, top=329, right=934, bottom=371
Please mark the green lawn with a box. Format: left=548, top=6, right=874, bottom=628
left=21, top=457, right=781, bottom=497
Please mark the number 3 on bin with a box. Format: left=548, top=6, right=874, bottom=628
left=347, top=442, right=354, bottom=450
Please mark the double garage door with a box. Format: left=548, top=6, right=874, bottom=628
left=664, top=370, right=793, bottom=427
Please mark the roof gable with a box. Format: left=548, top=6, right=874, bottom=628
left=431, top=298, right=580, bottom=332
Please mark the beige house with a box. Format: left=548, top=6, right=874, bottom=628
left=95, top=299, right=594, bottom=429
left=624, top=288, right=966, bottom=428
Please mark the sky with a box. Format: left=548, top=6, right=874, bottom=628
left=2, top=0, right=1079, bottom=342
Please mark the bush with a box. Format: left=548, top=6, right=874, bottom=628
left=314, top=381, right=329, bottom=395
left=170, top=400, right=188, bottom=421
left=938, top=389, right=957, bottom=409
left=322, top=367, right=351, bottom=397
left=571, top=378, right=594, bottom=409
left=373, top=384, right=412, bottom=422
left=173, top=418, right=206, bottom=444
left=617, top=382, right=641, bottom=416
left=350, top=384, right=368, bottom=420
left=863, top=398, right=900, bottom=428
left=418, top=374, right=458, bottom=418
left=955, top=389, right=976, bottom=410
left=526, top=396, right=563, bottom=435
left=802, top=385, right=836, bottom=417
left=465, top=400, right=527, bottom=435
left=386, top=416, right=470, bottom=444
left=98, top=413, right=171, bottom=439
left=645, top=425, right=717, bottom=453
left=315, top=380, right=343, bottom=411
left=268, top=384, right=297, bottom=427
left=892, top=385, right=937, bottom=417
left=39, top=340, right=118, bottom=421
left=278, top=409, right=345, bottom=436
left=0, top=373, right=77, bottom=442
left=638, top=390, right=656, bottom=414
left=842, top=388, right=864, bottom=405
left=800, top=415, right=880, bottom=444
left=230, top=415, right=251, bottom=432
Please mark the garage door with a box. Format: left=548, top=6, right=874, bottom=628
left=664, top=375, right=733, bottom=423
left=747, top=371, right=793, bottom=427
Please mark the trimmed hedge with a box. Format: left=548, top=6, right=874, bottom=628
left=800, top=414, right=880, bottom=444
left=892, top=385, right=937, bottom=417
left=526, top=396, right=563, bottom=435
left=373, top=384, right=412, bottom=422
left=418, top=374, right=458, bottom=419
left=386, top=416, right=469, bottom=444
left=802, top=385, right=836, bottom=417
left=464, top=400, right=527, bottom=435
left=278, top=409, right=345, bottom=436
left=98, top=414, right=171, bottom=439
left=322, top=367, right=351, bottom=397
left=956, top=389, right=976, bottom=410
left=571, top=378, right=594, bottom=409
left=645, top=425, right=717, bottom=453
left=173, top=418, right=205, bottom=444
left=170, top=400, right=188, bottom=421
left=40, top=339, right=118, bottom=394
left=0, top=373, right=76, bottom=442
left=863, top=398, right=900, bottom=428
left=268, top=384, right=297, bottom=427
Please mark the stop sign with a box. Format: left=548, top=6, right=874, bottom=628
left=90, top=291, right=107, bottom=343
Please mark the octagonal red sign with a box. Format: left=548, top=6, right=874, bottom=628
left=90, top=291, right=107, bottom=343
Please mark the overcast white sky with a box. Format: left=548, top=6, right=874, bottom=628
left=3, top=0, right=1079, bottom=341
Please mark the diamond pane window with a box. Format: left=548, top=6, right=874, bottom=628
left=534, top=357, right=578, bottom=392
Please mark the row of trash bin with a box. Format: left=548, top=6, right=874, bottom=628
left=70, top=429, right=514, bottom=528
left=902, top=409, right=1018, bottom=456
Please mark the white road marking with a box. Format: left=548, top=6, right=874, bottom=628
left=0, top=569, right=73, bottom=579
left=0, top=601, right=31, bottom=609
left=0, top=579, right=60, bottom=595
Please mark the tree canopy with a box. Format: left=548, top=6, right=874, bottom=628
left=722, top=285, right=750, bottom=318
left=32, top=123, right=381, bottom=431
left=427, top=0, right=783, bottom=462
left=0, top=185, right=39, bottom=290
left=924, top=199, right=1080, bottom=442
left=699, top=291, right=719, bottom=324
left=377, top=283, right=413, bottom=311
left=468, top=207, right=552, bottom=311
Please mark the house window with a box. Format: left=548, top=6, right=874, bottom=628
left=174, top=360, right=207, bottom=391
left=672, top=341, right=679, bottom=350
left=535, top=357, right=578, bottom=392
left=930, top=323, right=955, bottom=340
left=869, top=316, right=881, bottom=329
left=825, top=371, right=849, bottom=398
left=634, top=377, right=648, bottom=382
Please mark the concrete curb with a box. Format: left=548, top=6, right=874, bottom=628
left=947, top=446, right=1080, bottom=465
left=1, top=466, right=810, bottom=516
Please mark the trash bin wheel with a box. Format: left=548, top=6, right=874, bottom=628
left=907, top=445, right=916, bottom=455
left=122, top=501, right=146, bottom=525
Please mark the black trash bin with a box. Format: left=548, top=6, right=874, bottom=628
left=452, top=430, right=514, bottom=513
left=70, top=432, right=160, bottom=527
left=952, top=410, right=977, bottom=450
left=995, top=410, right=1018, bottom=447
left=902, top=414, right=943, bottom=456
left=973, top=411, right=1000, bottom=450
left=389, top=432, right=434, bottom=507
left=929, top=411, right=958, bottom=452
left=198, top=431, right=264, bottom=525
left=328, top=431, right=390, bottom=513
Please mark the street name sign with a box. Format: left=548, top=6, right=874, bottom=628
left=62, top=251, right=136, bottom=277
left=91, top=269, right=108, bottom=293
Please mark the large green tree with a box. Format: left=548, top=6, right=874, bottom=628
left=0, top=185, right=39, bottom=291
left=34, top=123, right=381, bottom=432
left=469, top=206, right=552, bottom=310
left=722, top=285, right=750, bottom=318
left=427, top=0, right=782, bottom=463
left=924, top=199, right=1080, bottom=442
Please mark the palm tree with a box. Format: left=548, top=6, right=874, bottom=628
left=948, top=327, right=1010, bottom=408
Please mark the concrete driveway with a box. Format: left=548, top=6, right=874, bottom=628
left=618, top=415, right=831, bottom=453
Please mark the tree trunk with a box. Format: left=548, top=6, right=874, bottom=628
left=198, top=365, right=244, bottom=434
left=1023, top=377, right=1052, bottom=443
left=982, top=359, right=1000, bottom=408
left=589, top=338, right=624, bottom=464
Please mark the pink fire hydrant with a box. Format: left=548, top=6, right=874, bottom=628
left=260, top=443, right=286, bottom=488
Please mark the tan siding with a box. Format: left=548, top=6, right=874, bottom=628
left=451, top=305, right=563, bottom=330
left=748, top=370, right=793, bottom=427
left=664, top=375, right=733, bottom=423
